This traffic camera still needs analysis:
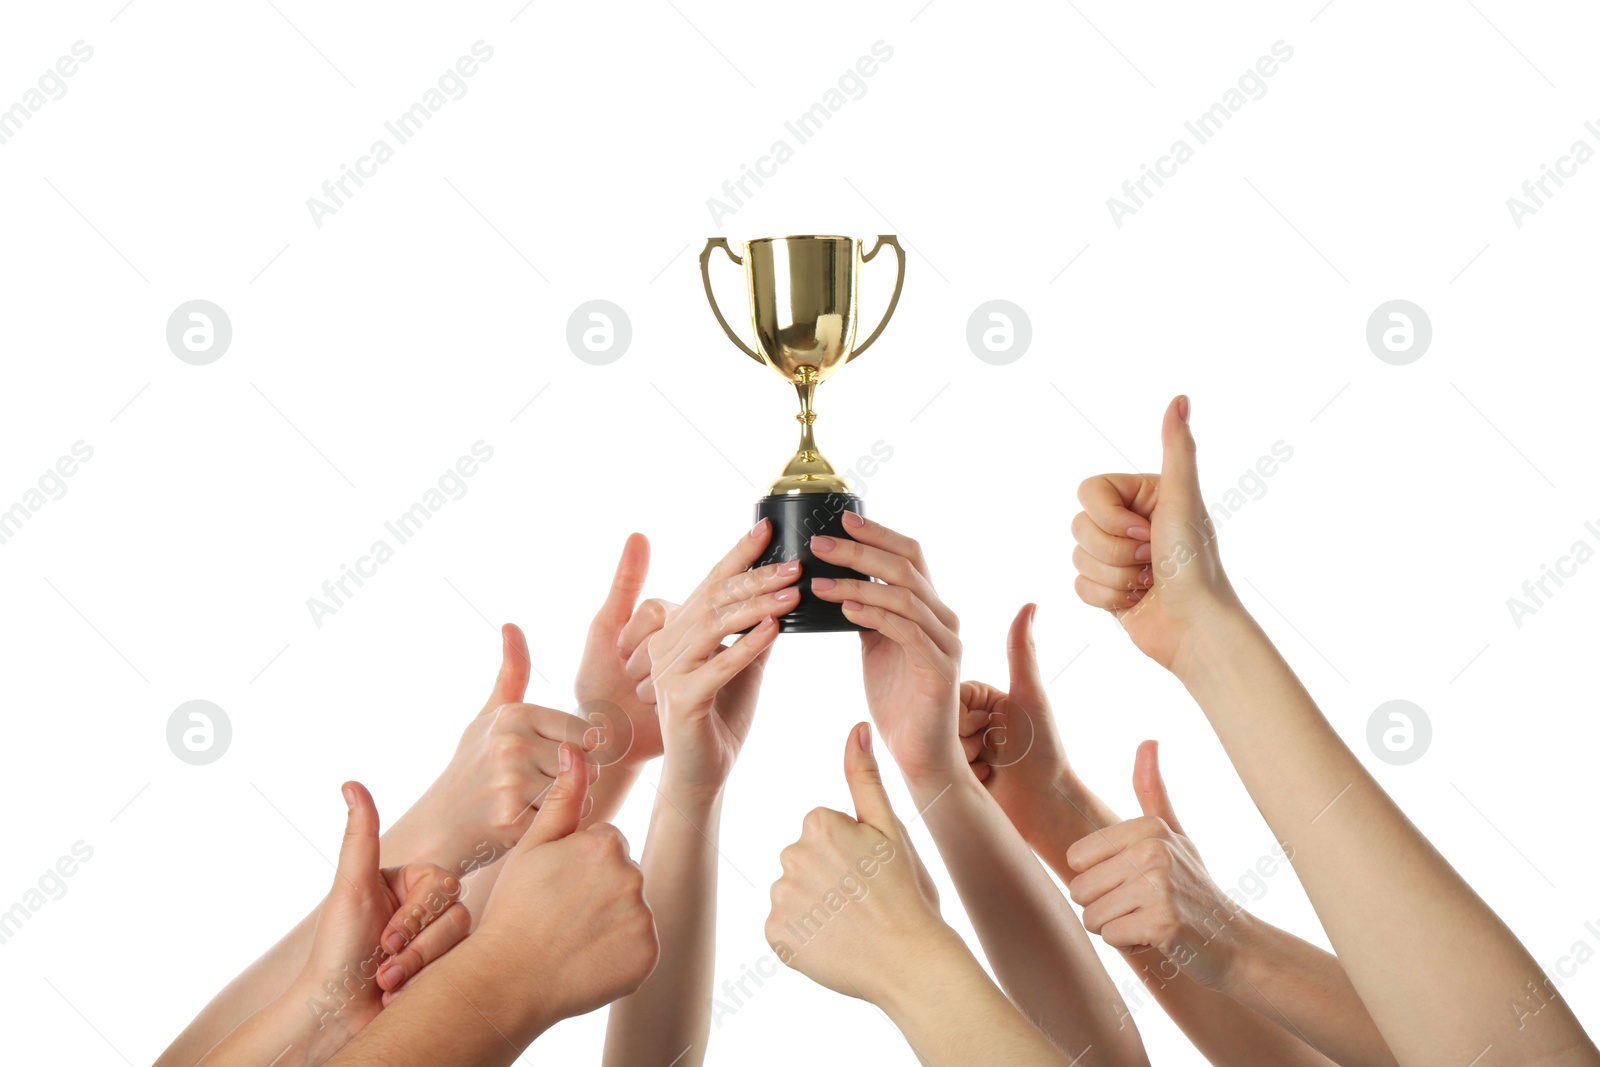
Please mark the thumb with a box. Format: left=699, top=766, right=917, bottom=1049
left=479, top=623, right=531, bottom=716
left=1005, top=603, right=1047, bottom=703
left=1132, top=740, right=1184, bottom=834
left=844, top=723, right=898, bottom=836
left=595, top=533, right=650, bottom=632
left=517, top=744, right=589, bottom=852
left=334, top=781, right=381, bottom=893
left=1158, top=395, right=1204, bottom=519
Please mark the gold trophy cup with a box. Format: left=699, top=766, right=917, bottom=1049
left=700, top=234, right=905, bottom=632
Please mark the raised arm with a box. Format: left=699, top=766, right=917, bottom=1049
left=808, top=517, right=1149, bottom=1066
left=328, top=747, right=659, bottom=1067
left=767, top=723, right=1074, bottom=1066
left=602, top=521, right=794, bottom=1067
left=158, top=536, right=664, bottom=1066
left=961, top=603, right=1391, bottom=1066
left=1063, top=742, right=1394, bottom=1067
left=195, top=783, right=469, bottom=1066
left=1069, top=396, right=1599, bottom=1067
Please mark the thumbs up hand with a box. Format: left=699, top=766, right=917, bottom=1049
left=293, top=784, right=470, bottom=1041
left=471, top=744, right=661, bottom=1026
left=194, top=786, right=472, bottom=1066
left=1071, top=396, right=1242, bottom=670
left=577, top=532, right=676, bottom=769
left=765, top=724, right=946, bottom=1005
left=958, top=603, right=1114, bottom=849
left=384, top=622, right=603, bottom=874
left=1064, top=742, right=1254, bottom=991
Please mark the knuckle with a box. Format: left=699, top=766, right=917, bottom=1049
left=440, top=900, right=471, bottom=938
left=491, top=802, right=527, bottom=836
left=1133, top=815, right=1166, bottom=836
left=490, top=732, right=530, bottom=761
left=801, top=806, right=832, bottom=835
left=591, top=823, right=630, bottom=856
left=1135, top=839, right=1171, bottom=870
left=1070, top=511, right=1091, bottom=546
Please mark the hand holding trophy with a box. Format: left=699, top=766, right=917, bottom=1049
left=700, top=235, right=906, bottom=633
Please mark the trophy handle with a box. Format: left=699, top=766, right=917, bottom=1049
left=848, top=235, right=906, bottom=362
left=699, top=238, right=763, bottom=365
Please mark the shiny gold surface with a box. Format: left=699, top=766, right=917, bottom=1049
left=700, top=235, right=905, bottom=496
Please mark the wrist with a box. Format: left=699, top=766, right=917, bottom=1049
left=435, top=936, right=562, bottom=1044
left=1030, top=769, right=1117, bottom=849
left=1167, top=597, right=1255, bottom=686
left=904, top=759, right=977, bottom=813
left=277, top=975, right=365, bottom=1063
left=654, top=775, right=726, bottom=816
left=874, top=924, right=981, bottom=1020
left=1208, top=906, right=1267, bottom=997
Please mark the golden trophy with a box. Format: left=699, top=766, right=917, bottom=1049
left=700, top=234, right=905, bottom=632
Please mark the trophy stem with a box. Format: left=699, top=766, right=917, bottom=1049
left=794, top=369, right=821, bottom=465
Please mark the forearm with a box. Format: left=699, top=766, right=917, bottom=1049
left=1112, top=957, right=1338, bottom=1067
left=586, top=758, right=645, bottom=828
left=914, top=773, right=1148, bottom=1066
left=327, top=940, right=550, bottom=1067
left=880, top=929, right=1075, bottom=1066
left=1220, top=920, right=1396, bottom=1067
left=1175, top=608, right=1592, bottom=1064
left=602, top=786, right=721, bottom=1067
left=156, top=909, right=319, bottom=1067
left=194, top=983, right=356, bottom=1067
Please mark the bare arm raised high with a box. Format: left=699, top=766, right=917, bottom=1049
left=959, top=603, right=1393, bottom=1066
left=808, top=517, right=1150, bottom=1065
left=1069, top=396, right=1598, bottom=1067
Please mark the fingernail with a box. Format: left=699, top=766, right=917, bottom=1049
left=761, top=615, right=778, bottom=631
left=811, top=535, right=836, bottom=552
left=559, top=746, right=573, bottom=774
left=775, top=586, right=800, bottom=603
left=379, top=962, right=405, bottom=988
left=811, top=576, right=836, bottom=592
left=857, top=722, right=872, bottom=753
left=843, top=600, right=864, bottom=612
left=776, top=559, right=801, bottom=576
left=1178, top=395, right=1190, bottom=423
left=841, top=511, right=865, bottom=529
left=384, top=930, right=405, bottom=955
left=1128, top=588, right=1146, bottom=602
left=1127, top=526, right=1151, bottom=540
left=750, top=517, right=770, bottom=539
left=342, top=786, right=356, bottom=811
left=1134, top=542, right=1151, bottom=562
left=1140, top=567, right=1153, bottom=586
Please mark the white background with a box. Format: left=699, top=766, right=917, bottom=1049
left=2, top=1, right=1598, bottom=1063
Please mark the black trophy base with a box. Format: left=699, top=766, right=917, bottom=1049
left=754, top=493, right=867, bottom=633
